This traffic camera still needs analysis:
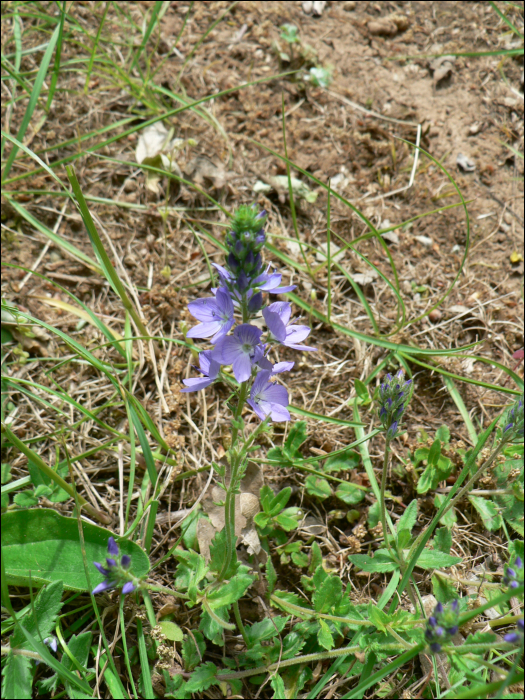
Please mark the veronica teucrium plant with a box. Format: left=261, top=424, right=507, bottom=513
left=182, top=204, right=315, bottom=581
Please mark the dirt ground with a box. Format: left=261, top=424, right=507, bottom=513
left=1, top=0, right=524, bottom=686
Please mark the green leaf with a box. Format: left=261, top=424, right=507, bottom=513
left=159, top=621, right=183, bottom=642
left=354, top=379, right=371, bottom=405
left=274, top=511, right=301, bottom=531
left=396, top=529, right=411, bottom=550
left=259, top=484, right=274, bottom=512
left=246, top=616, right=288, bottom=645
left=291, top=551, right=309, bottom=568
left=368, top=604, right=390, bottom=633
left=432, top=574, right=458, bottom=603
left=317, top=619, right=335, bottom=650
left=435, top=425, right=450, bottom=444
left=468, top=495, right=502, bottom=531
left=268, top=487, right=292, bottom=516
left=185, top=662, right=217, bottom=693
left=182, top=631, right=206, bottom=672
left=254, top=512, right=270, bottom=529
left=335, top=482, right=364, bottom=505
left=206, top=573, right=253, bottom=609
left=284, top=421, right=308, bottom=459
left=1, top=651, right=32, bottom=699
left=434, top=527, right=452, bottom=554
left=367, top=501, right=380, bottom=528
left=434, top=493, right=457, bottom=526
left=308, top=541, right=323, bottom=575
left=414, top=548, right=462, bottom=570
left=397, top=499, right=418, bottom=535
left=266, top=557, right=277, bottom=595
left=2, top=509, right=149, bottom=591
left=416, top=464, right=436, bottom=494
left=305, top=475, right=332, bottom=500
left=13, top=491, right=38, bottom=508
left=63, top=632, right=92, bottom=697
left=1, top=463, right=11, bottom=484
left=12, top=580, right=63, bottom=650
left=209, top=528, right=236, bottom=578
left=348, top=550, right=399, bottom=573
left=271, top=674, right=286, bottom=699
left=312, top=574, right=342, bottom=614
left=324, top=450, right=360, bottom=473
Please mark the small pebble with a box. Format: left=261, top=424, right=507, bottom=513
left=429, top=309, right=442, bottom=323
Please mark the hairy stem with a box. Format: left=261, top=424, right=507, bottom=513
left=380, top=438, right=396, bottom=560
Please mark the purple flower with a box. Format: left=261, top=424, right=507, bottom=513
left=255, top=267, right=296, bottom=294
left=187, top=288, right=234, bottom=343
left=247, top=370, right=290, bottom=422
left=92, top=537, right=137, bottom=596
left=181, top=351, right=220, bottom=392
left=263, top=302, right=316, bottom=351
left=211, top=324, right=264, bottom=382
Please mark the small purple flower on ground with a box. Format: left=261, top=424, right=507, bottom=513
left=247, top=370, right=290, bottom=422
left=187, top=288, right=234, bottom=343
left=425, top=599, right=460, bottom=653
left=263, top=301, right=316, bottom=351
left=212, top=324, right=264, bottom=382
left=504, top=619, right=524, bottom=645
left=503, top=555, right=523, bottom=590
left=181, top=351, right=220, bottom=392
left=92, top=537, right=137, bottom=595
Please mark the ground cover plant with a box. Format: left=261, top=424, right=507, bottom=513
left=1, top=1, right=524, bottom=698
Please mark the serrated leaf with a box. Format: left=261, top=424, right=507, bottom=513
left=206, top=573, right=253, bottom=609
left=413, top=548, right=462, bottom=570
left=1, top=650, right=33, bottom=699
left=428, top=439, right=441, bottom=466
left=200, top=608, right=227, bottom=646
left=348, top=550, right=398, bottom=573
left=313, top=574, right=342, bottom=614
left=335, top=482, right=364, bottom=505
left=185, top=662, right=217, bottom=693
left=397, top=499, right=418, bottom=535
left=266, top=557, right=277, bottom=595
left=12, top=580, right=63, bottom=650
left=324, top=450, right=360, bottom=473
left=159, top=621, right=183, bottom=642
left=304, top=475, right=331, bottom=500
left=468, top=495, right=502, bottom=531
left=2, top=509, right=149, bottom=591
left=317, top=619, right=335, bottom=650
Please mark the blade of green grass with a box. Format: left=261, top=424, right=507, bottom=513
left=443, top=375, right=478, bottom=444
left=45, top=0, right=67, bottom=111
left=2, top=24, right=60, bottom=181
left=129, top=0, right=166, bottom=71
left=84, top=1, right=110, bottom=94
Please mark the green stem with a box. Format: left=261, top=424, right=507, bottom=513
left=233, top=601, right=250, bottom=646
left=217, top=380, right=248, bottom=583
left=380, top=438, right=397, bottom=560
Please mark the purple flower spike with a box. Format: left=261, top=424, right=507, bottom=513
left=247, top=371, right=290, bottom=422
left=430, top=642, right=442, bottom=653
left=515, top=557, right=523, bottom=570
left=92, top=537, right=136, bottom=596
left=504, top=632, right=520, bottom=644
left=187, top=288, right=234, bottom=343
left=263, top=302, right=316, bottom=351
left=451, top=599, right=459, bottom=613
left=435, top=603, right=444, bottom=615
left=44, top=637, right=58, bottom=654
left=212, top=324, right=264, bottom=382
left=181, top=350, right=220, bottom=393
left=254, top=267, right=296, bottom=294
